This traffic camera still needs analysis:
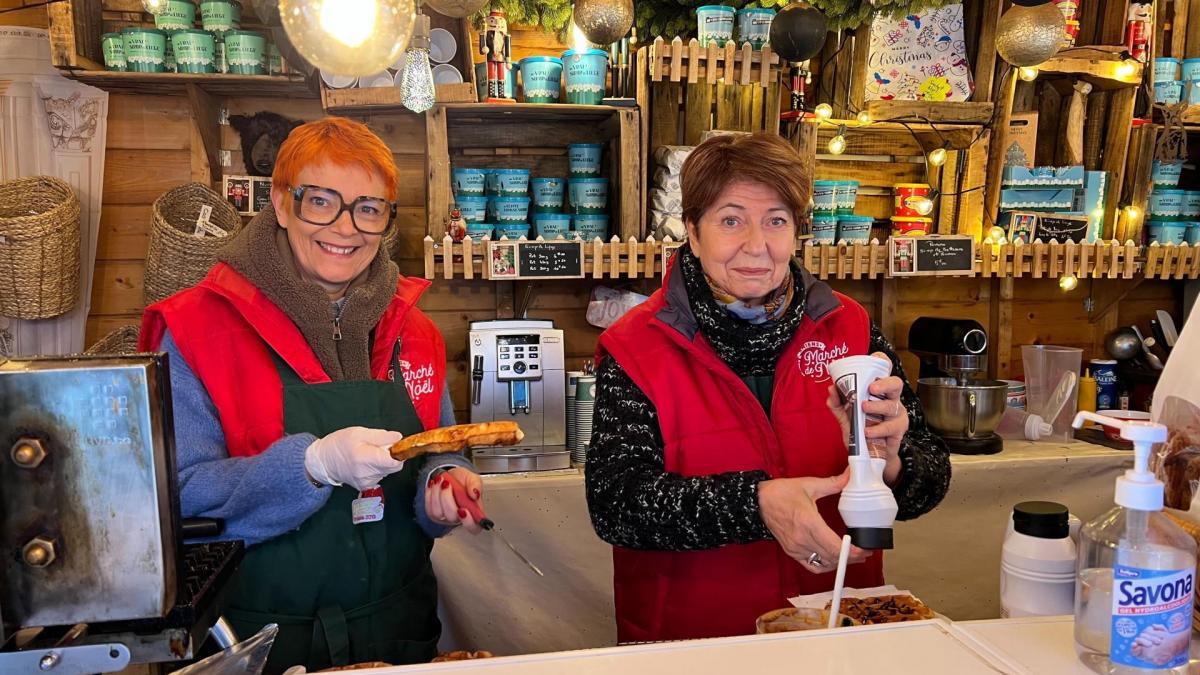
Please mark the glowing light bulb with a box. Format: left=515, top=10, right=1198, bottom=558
left=281, top=0, right=416, bottom=77
left=1018, top=66, right=1039, bottom=81
left=814, top=103, right=833, bottom=120
left=828, top=134, right=847, bottom=155
left=142, top=0, right=169, bottom=14
left=571, top=21, right=592, bottom=53
left=988, top=226, right=1007, bottom=241
left=1117, top=60, right=1137, bottom=80
left=1059, top=274, right=1079, bottom=291
left=856, top=110, right=872, bottom=124
left=911, top=196, right=935, bottom=216
left=928, top=147, right=947, bottom=167
left=1125, top=205, right=1142, bottom=221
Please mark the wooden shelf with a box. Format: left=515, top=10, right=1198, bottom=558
left=1036, top=47, right=1142, bottom=90
left=425, top=236, right=1200, bottom=281
left=441, top=102, right=637, bottom=123
left=61, top=70, right=317, bottom=98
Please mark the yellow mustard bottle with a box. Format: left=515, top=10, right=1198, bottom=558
left=1078, top=369, right=1097, bottom=423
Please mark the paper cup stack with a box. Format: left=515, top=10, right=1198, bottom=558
left=566, top=371, right=583, bottom=460
left=572, top=374, right=597, bottom=464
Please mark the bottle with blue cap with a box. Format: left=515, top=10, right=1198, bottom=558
left=1072, top=411, right=1196, bottom=674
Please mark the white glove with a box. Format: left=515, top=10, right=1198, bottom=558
left=303, top=426, right=405, bottom=491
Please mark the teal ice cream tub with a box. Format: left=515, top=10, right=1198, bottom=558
left=1187, top=225, right=1200, bottom=245
left=813, top=180, right=837, bottom=213
left=489, top=196, right=531, bottom=223
left=201, top=0, right=236, bottom=34
left=155, top=0, right=196, bottom=30
left=172, top=29, right=216, bottom=74
left=1153, top=159, right=1183, bottom=186
left=224, top=30, right=265, bottom=74
left=102, top=32, right=127, bottom=71
left=562, top=49, right=608, bottom=105
left=531, top=177, right=566, bottom=212
left=835, top=180, right=860, bottom=212
left=1154, top=57, right=1181, bottom=82
left=573, top=213, right=609, bottom=240
left=1151, top=188, right=1187, bottom=217
left=1155, top=80, right=1183, bottom=104
left=1149, top=221, right=1188, bottom=245
left=456, top=195, right=488, bottom=223
left=1184, top=191, right=1200, bottom=217
left=534, top=212, right=572, bottom=239
left=1184, top=58, right=1200, bottom=81
left=476, top=62, right=516, bottom=100
left=121, top=27, right=168, bottom=73
left=488, top=168, right=531, bottom=196
left=812, top=213, right=837, bottom=243
left=520, top=57, right=563, bottom=103
left=737, top=8, right=774, bottom=49
left=465, top=222, right=494, bottom=241
left=453, top=168, right=487, bottom=196
left=569, top=177, right=608, bottom=214
left=697, top=5, right=736, bottom=47
left=496, top=222, right=530, bottom=239
left=837, top=214, right=874, bottom=243
left=568, top=143, right=603, bottom=177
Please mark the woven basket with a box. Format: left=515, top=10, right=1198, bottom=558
left=0, top=176, right=81, bottom=319
left=144, top=183, right=243, bottom=305
left=84, top=324, right=141, bottom=355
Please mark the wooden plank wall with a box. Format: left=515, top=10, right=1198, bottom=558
left=0, top=0, right=49, bottom=27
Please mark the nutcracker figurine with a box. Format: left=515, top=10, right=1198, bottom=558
left=446, top=207, right=466, bottom=242
left=479, top=8, right=515, bottom=102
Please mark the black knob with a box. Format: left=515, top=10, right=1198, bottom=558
left=513, top=361, right=526, bottom=374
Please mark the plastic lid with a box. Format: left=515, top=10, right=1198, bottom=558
left=1013, top=501, right=1069, bottom=539
left=847, top=527, right=894, bottom=550
left=521, top=56, right=563, bottom=65
left=1024, top=413, right=1053, bottom=441
left=697, top=5, right=737, bottom=12
left=562, top=49, right=610, bottom=59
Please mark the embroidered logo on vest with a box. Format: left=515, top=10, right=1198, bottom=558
left=796, top=340, right=849, bottom=381
left=398, top=358, right=437, bottom=401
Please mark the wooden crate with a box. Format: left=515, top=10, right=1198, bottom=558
left=425, top=103, right=642, bottom=240
left=636, top=36, right=783, bottom=149
left=320, top=9, right=477, bottom=113
left=790, top=119, right=990, bottom=238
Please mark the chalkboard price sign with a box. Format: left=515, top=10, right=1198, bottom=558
left=890, top=236, right=975, bottom=276
left=488, top=240, right=584, bottom=280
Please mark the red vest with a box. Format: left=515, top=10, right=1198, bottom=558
left=139, top=263, right=445, bottom=457
left=597, top=268, right=884, bottom=643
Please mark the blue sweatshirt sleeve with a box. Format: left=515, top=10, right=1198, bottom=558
left=412, top=381, right=478, bottom=538
left=162, top=330, right=331, bottom=546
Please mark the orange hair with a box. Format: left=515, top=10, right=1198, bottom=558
left=271, top=117, right=399, bottom=200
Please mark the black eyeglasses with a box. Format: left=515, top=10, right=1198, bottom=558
left=290, top=184, right=397, bottom=235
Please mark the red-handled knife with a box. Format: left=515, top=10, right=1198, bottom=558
left=442, top=472, right=545, bottom=577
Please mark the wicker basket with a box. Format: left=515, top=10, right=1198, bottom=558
left=144, top=183, right=243, bottom=305
left=0, top=176, right=81, bottom=319
left=84, top=324, right=141, bottom=355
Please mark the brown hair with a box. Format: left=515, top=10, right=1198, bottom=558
left=680, top=133, right=811, bottom=237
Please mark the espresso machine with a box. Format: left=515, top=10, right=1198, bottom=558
left=910, top=318, right=1008, bottom=455
left=468, top=320, right=570, bottom=473
left=0, top=354, right=244, bottom=673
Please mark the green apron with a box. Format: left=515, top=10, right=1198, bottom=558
left=224, top=350, right=440, bottom=673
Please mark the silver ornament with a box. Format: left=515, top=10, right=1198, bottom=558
left=423, top=0, right=489, bottom=20
left=574, top=0, right=634, bottom=46
left=996, top=1, right=1066, bottom=67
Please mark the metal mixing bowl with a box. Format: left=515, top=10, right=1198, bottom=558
left=918, top=378, right=1009, bottom=439
left=1105, top=327, right=1141, bottom=361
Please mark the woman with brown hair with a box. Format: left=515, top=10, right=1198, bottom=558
left=586, top=133, right=950, bottom=643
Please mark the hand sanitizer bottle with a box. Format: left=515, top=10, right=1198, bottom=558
left=1072, top=411, right=1196, bottom=674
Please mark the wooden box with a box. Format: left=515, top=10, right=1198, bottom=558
left=425, top=103, right=642, bottom=240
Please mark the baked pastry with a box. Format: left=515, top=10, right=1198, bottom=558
left=826, top=595, right=936, bottom=624
left=318, top=662, right=390, bottom=671
left=1162, top=431, right=1200, bottom=510
left=388, top=422, right=523, bottom=461
left=431, top=650, right=494, bottom=662
left=755, top=607, right=857, bottom=634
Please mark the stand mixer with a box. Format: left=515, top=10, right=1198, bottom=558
left=911, top=318, right=1008, bottom=455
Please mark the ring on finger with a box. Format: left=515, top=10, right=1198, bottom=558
left=806, top=551, right=824, bottom=567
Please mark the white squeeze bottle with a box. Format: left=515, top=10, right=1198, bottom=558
left=1072, top=411, right=1196, bottom=674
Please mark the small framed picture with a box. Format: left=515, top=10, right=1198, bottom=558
left=223, top=175, right=254, bottom=215
left=251, top=177, right=273, bottom=215
left=488, top=241, right=518, bottom=279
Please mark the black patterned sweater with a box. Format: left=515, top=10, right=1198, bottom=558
left=584, top=247, right=952, bottom=551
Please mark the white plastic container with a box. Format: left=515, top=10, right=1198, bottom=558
left=1000, top=501, right=1077, bottom=618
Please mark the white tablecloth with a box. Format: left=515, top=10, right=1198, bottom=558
left=432, top=440, right=1132, bottom=656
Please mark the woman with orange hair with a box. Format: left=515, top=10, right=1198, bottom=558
left=140, top=117, right=481, bottom=671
